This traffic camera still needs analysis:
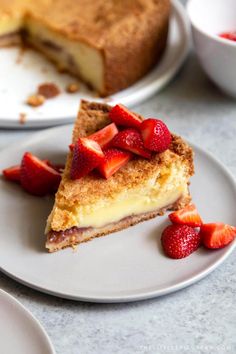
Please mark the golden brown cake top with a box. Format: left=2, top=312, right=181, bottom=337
left=33, top=0, right=170, bottom=47
left=53, top=100, right=194, bottom=213
left=0, top=0, right=170, bottom=47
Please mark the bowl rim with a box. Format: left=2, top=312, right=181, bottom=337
left=186, top=0, right=236, bottom=47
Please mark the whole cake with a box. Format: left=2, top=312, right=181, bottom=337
left=0, top=0, right=170, bottom=96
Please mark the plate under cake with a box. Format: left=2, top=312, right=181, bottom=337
left=0, top=0, right=170, bottom=96
left=45, top=100, right=194, bottom=252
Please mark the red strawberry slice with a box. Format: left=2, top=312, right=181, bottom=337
left=88, top=123, right=118, bottom=148
left=219, top=32, right=236, bottom=42
left=111, top=128, right=151, bottom=159
left=140, top=118, right=171, bottom=152
left=200, top=223, right=236, bottom=249
left=109, top=104, right=141, bottom=129
left=21, top=152, right=61, bottom=196
left=69, top=144, right=74, bottom=152
left=161, top=224, right=201, bottom=259
left=169, top=204, right=203, bottom=227
left=2, top=165, right=21, bottom=183
left=70, top=138, right=104, bottom=179
left=98, top=148, right=132, bottom=179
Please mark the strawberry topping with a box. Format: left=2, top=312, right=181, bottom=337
left=219, top=31, right=236, bottom=42
left=111, top=128, right=151, bottom=159
left=161, top=224, right=201, bottom=259
left=20, top=152, right=61, bottom=196
left=109, top=104, right=142, bottom=129
left=169, top=204, right=203, bottom=227
left=3, top=165, right=21, bottom=183
left=200, top=223, right=236, bottom=249
left=140, top=118, right=171, bottom=152
left=88, top=123, right=118, bottom=148
left=71, top=138, right=104, bottom=179
left=98, top=148, right=132, bottom=179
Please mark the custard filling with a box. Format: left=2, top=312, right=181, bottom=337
left=48, top=163, right=189, bottom=231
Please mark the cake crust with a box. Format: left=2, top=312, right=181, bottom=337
left=46, top=100, right=194, bottom=251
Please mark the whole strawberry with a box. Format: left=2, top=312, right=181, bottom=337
left=161, top=224, right=201, bottom=259
left=140, top=118, right=171, bottom=152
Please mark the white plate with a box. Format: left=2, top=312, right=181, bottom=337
left=0, top=125, right=235, bottom=303
left=0, top=0, right=190, bottom=128
left=0, top=289, right=55, bottom=354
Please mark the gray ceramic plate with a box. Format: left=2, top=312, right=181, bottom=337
left=0, top=289, right=55, bottom=354
left=0, top=125, right=235, bottom=302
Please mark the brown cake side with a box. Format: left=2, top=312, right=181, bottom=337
left=45, top=100, right=194, bottom=252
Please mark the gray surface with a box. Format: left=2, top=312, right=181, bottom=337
left=0, top=2, right=236, bottom=353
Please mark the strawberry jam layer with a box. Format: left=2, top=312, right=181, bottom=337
left=0, top=31, right=21, bottom=45
left=47, top=226, right=90, bottom=244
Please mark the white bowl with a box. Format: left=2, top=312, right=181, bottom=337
left=187, top=0, right=236, bottom=98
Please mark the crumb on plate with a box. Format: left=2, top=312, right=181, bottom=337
left=27, top=94, right=45, bottom=107
left=19, top=112, right=27, bottom=124
left=38, top=82, right=60, bottom=98
left=66, top=83, right=80, bottom=93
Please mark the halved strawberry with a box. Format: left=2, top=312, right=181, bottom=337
left=21, top=152, right=61, bottom=196
left=88, top=123, right=118, bottom=148
left=109, top=104, right=141, bottom=129
left=140, top=118, right=171, bottom=152
left=200, top=223, right=236, bottom=249
left=2, top=165, right=21, bottom=183
left=70, top=138, right=104, bottom=179
left=169, top=204, right=202, bottom=227
left=111, top=128, right=151, bottom=159
left=98, top=148, right=132, bottom=179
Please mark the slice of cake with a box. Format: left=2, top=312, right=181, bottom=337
left=45, top=100, right=194, bottom=252
left=0, top=0, right=170, bottom=96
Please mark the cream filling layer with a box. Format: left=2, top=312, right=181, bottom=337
left=76, top=186, right=186, bottom=228
left=48, top=164, right=189, bottom=231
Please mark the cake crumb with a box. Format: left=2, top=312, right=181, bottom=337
left=38, top=82, right=60, bottom=98
left=27, top=94, right=45, bottom=107
left=19, top=112, right=27, bottom=124
left=15, top=45, right=26, bottom=65
left=72, top=244, right=78, bottom=252
left=66, top=83, right=80, bottom=93
left=41, top=67, right=48, bottom=74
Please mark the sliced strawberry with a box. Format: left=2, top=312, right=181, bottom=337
left=21, top=152, right=61, bottom=196
left=219, top=32, right=236, bottom=42
left=2, top=165, right=21, bottom=183
left=70, top=138, right=104, bottom=179
left=161, top=224, right=201, bottom=259
left=111, top=128, right=151, bottom=159
left=140, top=118, right=171, bottom=152
left=109, top=104, right=141, bottom=129
left=169, top=204, right=203, bottom=227
left=200, top=223, right=236, bottom=249
left=69, top=144, right=74, bottom=152
left=98, top=148, right=132, bottom=179
left=88, top=123, right=118, bottom=148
